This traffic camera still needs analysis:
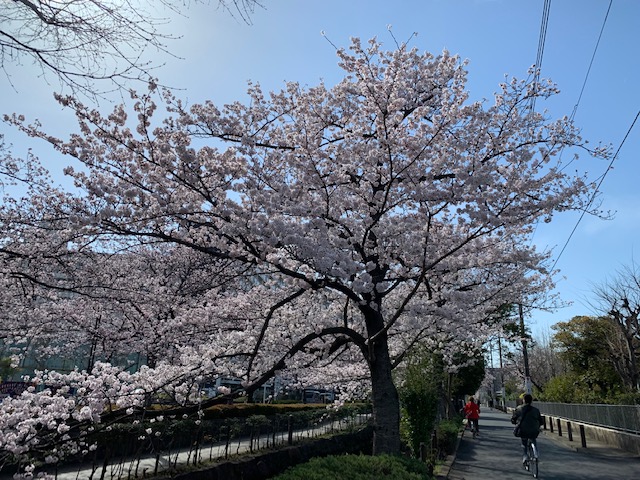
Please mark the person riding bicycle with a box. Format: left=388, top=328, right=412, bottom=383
left=511, top=393, right=543, bottom=465
left=463, top=396, right=481, bottom=435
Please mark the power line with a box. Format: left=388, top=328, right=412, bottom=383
left=569, top=0, right=612, bottom=122
left=520, top=0, right=550, bottom=375
left=527, top=0, right=551, bottom=243
left=542, top=0, right=613, bottom=269
left=530, top=0, right=552, bottom=114
left=534, top=0, right=552, bottom=75
left=556, top=0, right=612, bottom=175
left=551, top=109, right=640, bottom=271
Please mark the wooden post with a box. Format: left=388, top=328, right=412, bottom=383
left=549, top=416, right=554, bottom=433
left=420, top=442, right=427, bottom=462
left=288, top=414, right=293, bottom=445
left=556, top=418, right=562, bottom=437
left=431, top=431, right=437, bottom=457
left=567, top=421, right=573, bottom=441
left=579, top=425, right=587, bottom=448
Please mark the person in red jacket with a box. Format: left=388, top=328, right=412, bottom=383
left=463, top=396, right=481, bottom=436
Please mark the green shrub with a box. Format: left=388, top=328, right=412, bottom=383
left=400, top=388, right=438, bottom=457
left=271, top=454, right=433, bottom=480
left=397, top=352, right=440, bottom=457
left=435, top=419, right=460, bottom=457
left=613, top=391, right=640, bottom=405
left=540, top=373, right=628, bottom=404
left=198, top=401, right=370, bottom=419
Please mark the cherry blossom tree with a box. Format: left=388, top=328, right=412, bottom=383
left=0, top=242, right=246, bottom=372
left=3, top=37, right=608, bottom=457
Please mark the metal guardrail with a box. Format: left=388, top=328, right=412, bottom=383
left=506, top=401, right=640, bottom=435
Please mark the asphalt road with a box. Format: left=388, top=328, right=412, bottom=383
left=447, top=408, right=640, bottom=480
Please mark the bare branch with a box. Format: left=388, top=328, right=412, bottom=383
left=0, top=0, right=264, bottom=98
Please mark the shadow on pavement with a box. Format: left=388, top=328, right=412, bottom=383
left=445, top=408, right=640, bottom=480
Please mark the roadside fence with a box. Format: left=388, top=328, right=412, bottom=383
left=506, top=401, right=640, bottom=434
left=0, top=405, right=372, bottom=480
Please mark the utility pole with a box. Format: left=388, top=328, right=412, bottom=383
left=498, top=335, right=505, bottom=408
left=519, top=303, right=532, bottom=394
left=488, top=338, right=496, bottom=408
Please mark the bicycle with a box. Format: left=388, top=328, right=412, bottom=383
left=522, top=437, right=538, bottom=478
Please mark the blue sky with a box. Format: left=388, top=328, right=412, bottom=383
left=2, top=0, right=639, bottom=337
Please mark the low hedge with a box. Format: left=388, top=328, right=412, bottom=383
left=270, top=453, right=433, bottom=480
left=435, top=418, right=462, bottom=458
left=200, top=402, right=368, bottom=419
left=147, top=401, right=370, bottom=420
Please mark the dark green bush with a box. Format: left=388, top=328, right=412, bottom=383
left=397, top=352, right=441, bottom=457
left=614, top=391, right=640, bottom=405
left=270, top=454, right=433, bottom=480
left=399, top=381, right=438, bottom=457
left=435, top=418, right=461, bottom=457
left=198, top=401, right=370, bottom=419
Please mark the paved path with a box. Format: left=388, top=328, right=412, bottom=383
left=447, top=408, right=640, bottom=480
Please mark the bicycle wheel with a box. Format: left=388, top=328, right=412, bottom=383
left=531, top=457, right=538, bottom=478
left=528, top=441, right=538, bottom=478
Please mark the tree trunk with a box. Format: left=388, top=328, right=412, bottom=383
left=366, top=308, right=401, bottom=455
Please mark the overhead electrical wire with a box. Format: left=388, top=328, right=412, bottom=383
left=530, top=0, right=552, bottom=114
left=527, top=0, right=551, bottom=246
left=551, top=110, right=640, bottom=271
left=525, top=0, right=624, bottom=317
left=569, top=0, right=612, bottom=122
left=549, top=0, right=617, bottom=271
